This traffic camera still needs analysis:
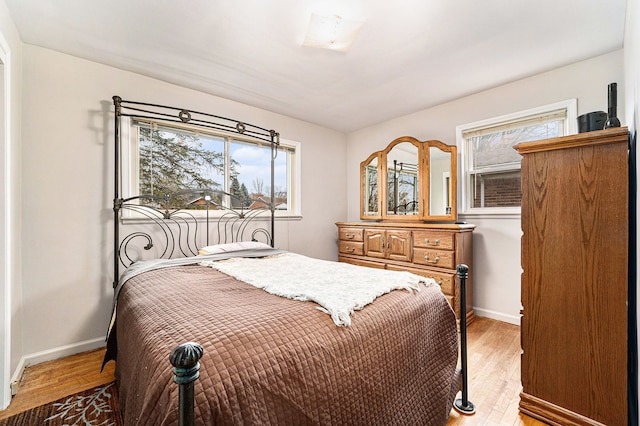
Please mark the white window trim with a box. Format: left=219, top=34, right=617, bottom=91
left=119, top=117, right=302, bottom=219
left=456, top=99, right=577, bottom=217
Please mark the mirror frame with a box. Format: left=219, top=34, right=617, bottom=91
left=360, top=136, right=458, bottom=222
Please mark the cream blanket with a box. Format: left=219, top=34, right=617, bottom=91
left=199, top=252, right=436, bottom=326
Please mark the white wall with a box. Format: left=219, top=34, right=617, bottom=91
left=347, top=51, right=624, bottom=324
left=18, top=44, right=346, bottom=360
left=0, top=0, right=20, bottom=410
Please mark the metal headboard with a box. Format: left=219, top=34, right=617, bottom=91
left=112, top=96, right=280, bottom=288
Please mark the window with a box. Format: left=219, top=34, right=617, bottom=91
left=457, top=99, right=577, bottom=213
left=123, top=118, right=301, bottom=216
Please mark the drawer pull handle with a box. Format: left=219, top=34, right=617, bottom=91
left=345, top=246, right=355, bottom=253
left=436, top=280, right=443, bottom=286
left=425, top=239, right=440, bottom=246
left=424, top=255, right=440, bottom=264
left=345, top=233, right=355, bottom=239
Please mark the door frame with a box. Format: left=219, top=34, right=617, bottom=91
left=0, top=31, right=12, bottom=410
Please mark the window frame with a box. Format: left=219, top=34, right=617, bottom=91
left=457, top=99, right=577, bottom=216
left=120, top=116, right=302, bottom=219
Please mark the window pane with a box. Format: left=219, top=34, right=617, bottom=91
left=136, top=123, right=292, bottom=211
left=460, top=100, right=575, bottom=212
left=472, top=121, right=562, bottom=170
left=230, top=141, right=288, bottom=210
left=139, top=126, right=225, bottom=196
left=274, top=149, right=289, bottom=210
left=471, top=171, right=522, bottom=208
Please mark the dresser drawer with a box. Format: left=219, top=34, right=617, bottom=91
left=421, top=270, right=455, bottom=295
left=339, top=227, right=364, bottom=242
left=413, top=248, right=455, bottom=269
left=339, top=241, right=364, bottom=255
left=412, top=230, right=455, bottom=250
left=340, top=256, right=385, bottom=269
left=388, top=265, right=454, bottom=295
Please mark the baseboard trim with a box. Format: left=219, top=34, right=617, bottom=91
left=474, top=307, right=520, bottom=325
left=9, top=337, right=105, bottom=395
left=520, top=391, right=608, bottom=426
left=8, top=357, right=25, bottom=397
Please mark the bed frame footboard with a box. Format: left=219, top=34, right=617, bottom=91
left=168, top=264, right=475, bottom=423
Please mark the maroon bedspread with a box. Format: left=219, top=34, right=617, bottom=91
left=114, top=263, right=459, bottom=425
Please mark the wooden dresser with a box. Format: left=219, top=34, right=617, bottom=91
left=515, top=127, right=628, bottom=425
left=336, top=221, right=475, bottom=323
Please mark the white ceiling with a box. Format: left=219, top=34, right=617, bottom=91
left=4, top=0, right=628, bottom=132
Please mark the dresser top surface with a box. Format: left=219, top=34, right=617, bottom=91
left=514, top=127, right=628, bottom=155
left=336, top=221, right=476, bottom=231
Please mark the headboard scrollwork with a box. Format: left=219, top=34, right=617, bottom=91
left=117, top=188, right=273, bottom=268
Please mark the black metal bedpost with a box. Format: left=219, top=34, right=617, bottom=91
left=269, top=130, right=278, bottom=247
left=170, top=342, right=204, bottom=426
left=113, top=95, right=122, bottom=289
left=453, top=264, right=476, bottom=415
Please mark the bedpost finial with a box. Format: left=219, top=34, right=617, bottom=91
left=170, top=342, right=204, bottom=385
left=270, top=130, right=280, bottom=144
left=170, top=342, right=204, bottom=368
left=113, top=96, right=122, bottom=115
left=456, top=264, right=469, bottom=278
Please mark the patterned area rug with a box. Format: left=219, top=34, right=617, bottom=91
left=0, top=382, right=122, bottom=426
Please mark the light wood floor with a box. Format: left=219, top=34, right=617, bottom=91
left=0, top=349, right=115, bottom=421
left=446, top=318, right=544, bottom=425
left=0, top=317, right=545, bottom=425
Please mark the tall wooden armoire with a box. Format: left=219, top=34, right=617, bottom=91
left=515, top=127, right=629, bottom=425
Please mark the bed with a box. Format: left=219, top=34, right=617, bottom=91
left=105, top=97, right=467, bottom=425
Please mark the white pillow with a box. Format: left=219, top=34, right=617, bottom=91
left=198, top=241, right=273, bottom=255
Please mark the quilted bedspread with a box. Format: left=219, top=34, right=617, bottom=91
left=114, top=262, right=459, bottom=425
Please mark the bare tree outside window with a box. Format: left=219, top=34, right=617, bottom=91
left=252, top=178, right=265, bottom=197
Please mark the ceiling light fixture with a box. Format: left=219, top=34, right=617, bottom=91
left=302, top=13, right=364, bottom=52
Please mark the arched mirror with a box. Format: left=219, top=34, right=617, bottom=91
left=360, top=136, right=457, bottom=222
left=384, top=140, right=420, bottom=217
left=427, top=142, right=457, bottom=220
left=360, top=152, right=381, bottom=219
